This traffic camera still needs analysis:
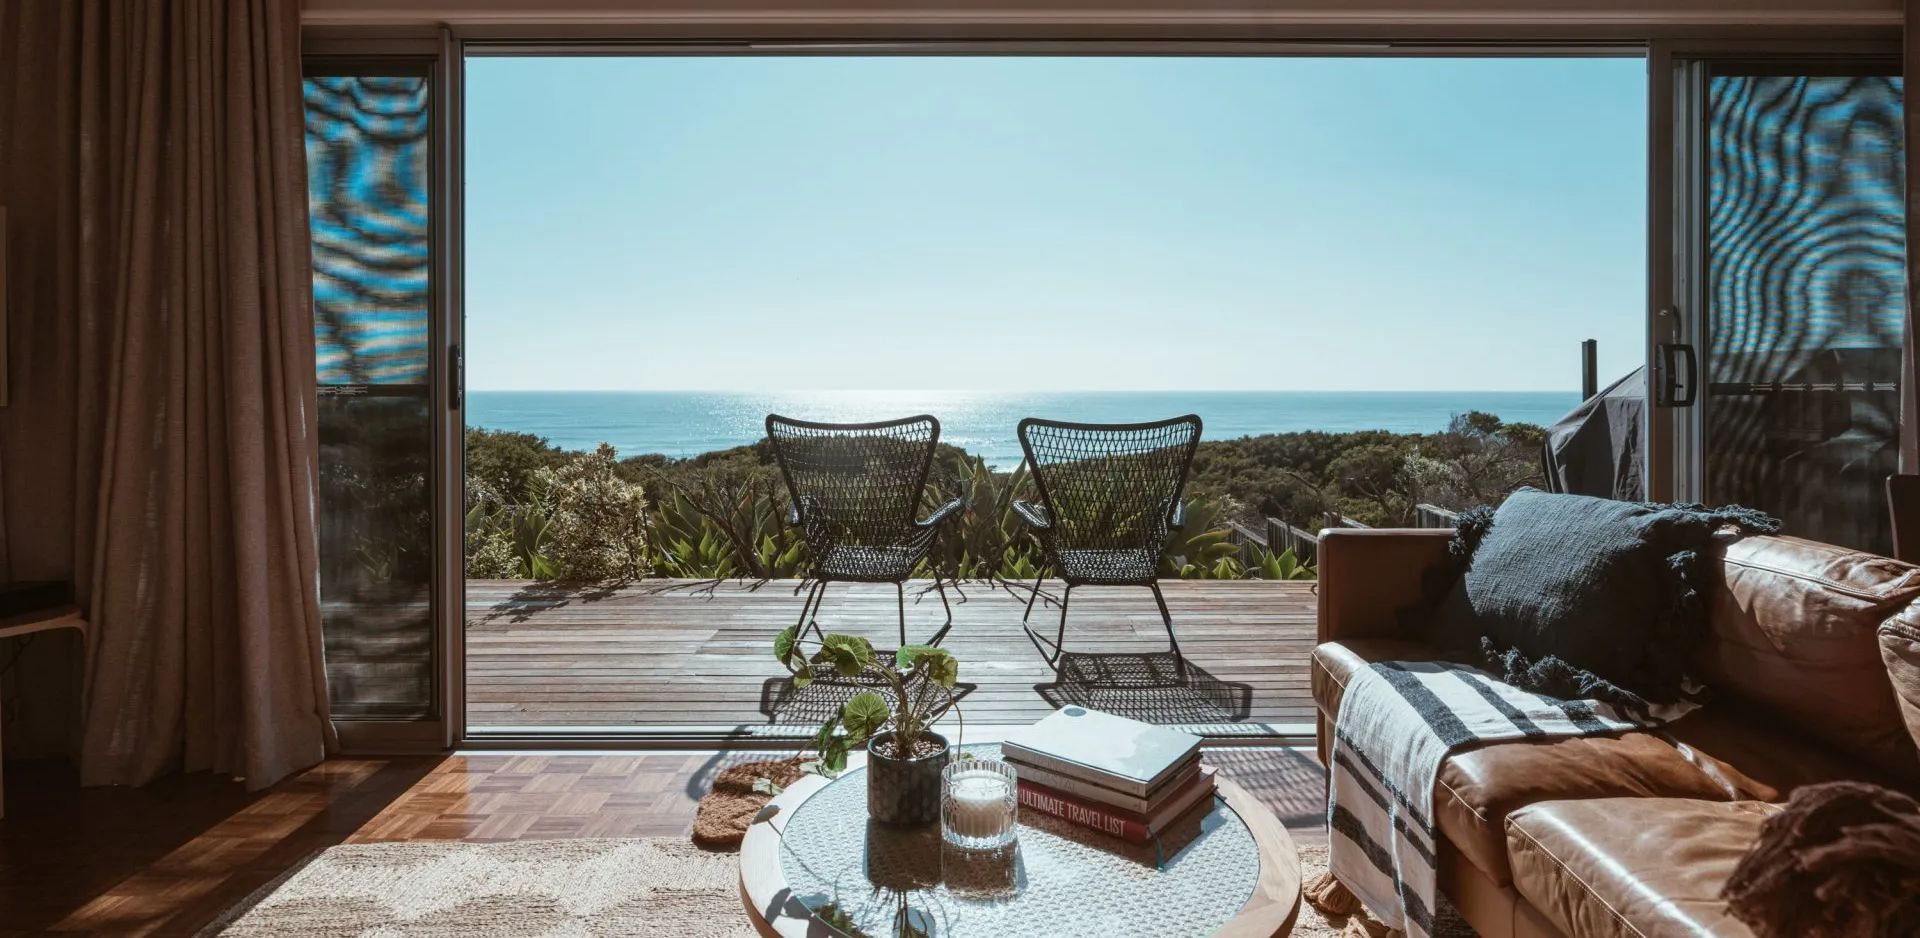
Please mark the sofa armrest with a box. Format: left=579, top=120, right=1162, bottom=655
left=1316, top=528, right=1454, bottom=645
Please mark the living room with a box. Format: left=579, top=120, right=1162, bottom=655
left=3, top=1, right=1918, bottom=936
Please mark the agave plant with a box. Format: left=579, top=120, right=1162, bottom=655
left=646, top=476, right=803, bottom=579
left=1254, top=546, right=1318, bottom=581
left=924, top=455, right=1041, bottom=581
left=464, top=483, right=557, bottom=579
left=1159, top=497, right=1242, bottom=578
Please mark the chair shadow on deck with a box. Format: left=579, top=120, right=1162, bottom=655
left=759, top=672, right=979, bottom=727
left=466, top=581, right=626, bottom=626
left=1035, top=652, right=1253, bottom=725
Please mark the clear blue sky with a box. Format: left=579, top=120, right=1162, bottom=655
left=465, top=55, right=1646, bottom=391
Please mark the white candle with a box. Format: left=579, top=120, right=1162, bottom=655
left=945, top=768, right=1014, bottom=843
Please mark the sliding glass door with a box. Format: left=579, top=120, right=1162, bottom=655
left=1663, top=53, right=1905, bottom=554
left=303, top=58, right=449, bottom=740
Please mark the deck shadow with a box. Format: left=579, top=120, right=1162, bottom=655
left=760, top=672, right=979, bottom=727
left=1201, top=747, right=1327, bottom=829
left=466, top=580, right=627, bottom=626
left=1034, top=652, right=1253, bottom=724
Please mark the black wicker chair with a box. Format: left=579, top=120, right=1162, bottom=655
left=766, top=413, right=964, bottom=648
left=1013, top=414, right=1203, bottom=669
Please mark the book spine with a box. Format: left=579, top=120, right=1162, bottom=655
left=1006, top=755, right=1201, bottom=814
left=1005, top=758, right=1152, bottom=813
left=1016, top=780, right=1151, bottom=844
left=1001, top=740, right=1153, bottom=797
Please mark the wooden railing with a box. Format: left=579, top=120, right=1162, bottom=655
left=1224, top=517, right=1323, bottom=565
left=1222, top=505, right=1457, bottom=568
left=1267, top=517, right=1321, bottom=564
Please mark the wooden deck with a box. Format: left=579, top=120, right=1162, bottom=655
left=466, top=578, right=1320, bottom=733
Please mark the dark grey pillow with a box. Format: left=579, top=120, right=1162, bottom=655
left=1414, top=487, right=1779, bottom=706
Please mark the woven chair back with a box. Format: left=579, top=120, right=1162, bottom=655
left=1017, top=415, right=1202, bottom=555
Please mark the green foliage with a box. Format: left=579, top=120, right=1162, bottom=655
left=536, top=443, right=651, bottom=581
left=922, top=454, right=1040, bottom=580
left=1256, top=547, right=1318, bottom=581
left=463, top=498, right=556, bottom=579
left=1161, top=498, right=1241, bottom=578
left=774, top=626, right=963, bottom=777
left=641, top=453, right=801, bottom=579
left=463, top=409, right=1546, bottom=583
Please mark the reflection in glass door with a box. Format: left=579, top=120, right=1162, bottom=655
left=304, top=67, right=438, bottom=720
left=1700, top=66, right=1905, bottom=553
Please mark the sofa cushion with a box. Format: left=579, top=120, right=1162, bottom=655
left=1418, top=489, right=1777, bottom=706
left=1506, top=798, right=1775, bottom=938
left=1881, top=603, right=1920, bottom=777
left=1314, top=639, right=1889, bottom=885
left=1697, top=536, right=1920, bottom=783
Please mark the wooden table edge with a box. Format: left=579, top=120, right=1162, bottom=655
left=738, top=755, right=1302, bottom=937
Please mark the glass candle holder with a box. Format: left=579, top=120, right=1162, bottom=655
left=941, top=759, right=1018, bottom=850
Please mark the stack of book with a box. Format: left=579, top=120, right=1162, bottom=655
left=1001, top=706, right=1217, bottom=846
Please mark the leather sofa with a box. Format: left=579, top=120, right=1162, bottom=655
left=1312, top=528, right=1920, bottom=938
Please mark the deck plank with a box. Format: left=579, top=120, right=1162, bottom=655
left=463, top=578, right=1319, bottom=730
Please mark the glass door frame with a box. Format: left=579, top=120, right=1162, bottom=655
left=303, top=31, right=1822, bottom=751
left=1648, top=38, right=1902, bottom=504
left=305, top=33, right=465, bottom=752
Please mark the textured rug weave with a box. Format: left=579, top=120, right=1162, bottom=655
left=202, top=838, right=755, bottom=937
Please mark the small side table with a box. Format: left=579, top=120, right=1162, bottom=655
left=0, top=604, right=87, bottom=820
left=740, top=746, right=1301, bottom=937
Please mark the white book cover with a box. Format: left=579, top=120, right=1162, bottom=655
left=1000, top=706, right=1202, bottom=797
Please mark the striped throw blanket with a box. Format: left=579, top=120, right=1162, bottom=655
left=1327, top=661, right=1696, bottom=938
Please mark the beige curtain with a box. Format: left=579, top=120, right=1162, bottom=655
left=0, top=0, right=336, bottom=789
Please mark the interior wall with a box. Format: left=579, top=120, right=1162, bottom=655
left=300, top=0, right=1901, bottom=33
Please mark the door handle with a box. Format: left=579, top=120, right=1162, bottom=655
left=448, top=342, right=464, bottom=409
left=1655, top=342, right=1697, bottom=407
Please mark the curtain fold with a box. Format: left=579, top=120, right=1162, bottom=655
left=0, top=0, right=335, bottom=790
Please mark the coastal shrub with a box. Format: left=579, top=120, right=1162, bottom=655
left=538, top=443, right=652, bottom=581
left=464, top=520, right=523, bottom=579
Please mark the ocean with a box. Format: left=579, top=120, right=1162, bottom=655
left=467, top=390, right=1582, bottom=468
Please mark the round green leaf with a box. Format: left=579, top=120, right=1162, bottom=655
left=840, top=691, right=891, bottom=740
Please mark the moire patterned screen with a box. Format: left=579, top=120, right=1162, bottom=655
left=1705, top=73, right=1906, bottom=554
left=303, top=73, right=435, bottom=720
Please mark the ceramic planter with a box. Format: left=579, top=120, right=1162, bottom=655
left=866, top=731, right=950, bottom=825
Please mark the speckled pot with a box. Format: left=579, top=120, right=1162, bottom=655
left=866, top=731, right=950, bottom=825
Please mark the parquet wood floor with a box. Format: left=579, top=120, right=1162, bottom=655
left=0, top=747, right=1325, bottom=936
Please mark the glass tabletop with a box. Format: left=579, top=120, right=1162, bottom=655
left=777, top=744, right=1262, bottom=937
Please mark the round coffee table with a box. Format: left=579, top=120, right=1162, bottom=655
left=739, top=744, right=1300, bottom=937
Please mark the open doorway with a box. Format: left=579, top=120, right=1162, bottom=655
left=456, top=53, right=1648, bottom=739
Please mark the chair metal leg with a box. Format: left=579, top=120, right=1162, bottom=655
left=896, top=582, right=908, bottom=648
left=1050, top=585, right=1073, bottom=671
left=922, top=573, right=956, bottom=648
left=1021, top=582, right=1071, bottom=670
left=796, top=580, right=827, bottom=643
left=1022, top=571, right=1046, bottom=623
left=1148, top=581, right=1188, bottom=678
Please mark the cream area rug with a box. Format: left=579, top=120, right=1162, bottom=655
left=202, top=838, right=755, bottom=937
left=203, top=836, right=1460, bottom=937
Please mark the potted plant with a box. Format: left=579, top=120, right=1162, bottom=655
left=774, top=626, right=963, bottom=825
